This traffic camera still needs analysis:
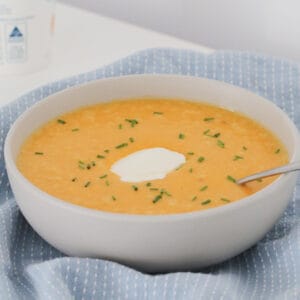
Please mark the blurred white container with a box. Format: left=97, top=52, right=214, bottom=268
left=0, top=0, right=56, bottom=75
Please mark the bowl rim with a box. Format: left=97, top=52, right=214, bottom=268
left=4, top=74, right=300, bottom=222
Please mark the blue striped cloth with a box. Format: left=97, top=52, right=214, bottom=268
left=0, top=49, right=299, bottom=300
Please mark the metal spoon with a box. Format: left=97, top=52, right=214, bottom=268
left=236, top=161, right=300, bottom=184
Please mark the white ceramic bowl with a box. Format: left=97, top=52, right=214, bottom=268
left=4, top=75, right=300, bottom=272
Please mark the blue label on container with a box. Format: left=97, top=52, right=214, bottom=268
left=9, top=26, right=23, bottom=38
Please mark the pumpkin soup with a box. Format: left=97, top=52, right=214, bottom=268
left=17, top=98, right=288, bottom=214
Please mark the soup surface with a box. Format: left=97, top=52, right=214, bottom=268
left=17, top=98, right=288, bottom=214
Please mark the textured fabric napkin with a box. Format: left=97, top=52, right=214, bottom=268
left=0, top=49, right=299, bottom=300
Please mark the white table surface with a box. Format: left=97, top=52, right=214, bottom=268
left=0, top=3, right=212, bottom=108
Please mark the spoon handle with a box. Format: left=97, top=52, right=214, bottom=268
left=237, top=161, right=300, bottom=184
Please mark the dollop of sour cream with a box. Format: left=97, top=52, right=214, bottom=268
left=110, top=147, right=186, bottom=182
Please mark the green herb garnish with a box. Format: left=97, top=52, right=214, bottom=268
left=84, top=181, right=91, bottom=188
left=57, top=119, right=66, bottom=124
left=118, top=124, right=123, bottom=129
left=115, top=143, right=128, bottom=149
left=178, top=133, right=185, bottom=139
left=161, top=189, right=172, bottom=197
left=187, top=152, right=194, bottom=155
left=146, top=182, right=152, bottom=187
left=203, top=129, right=220, bottom=138
left=71, top=177, right=77, bottom=182
left=233, top=155, right=243, bottom=161
left=153, top=112, right=163, bottom=115
left=152, top=194, right=162, bottom=204
left=189, top=168, right=193, bottom=173
left=97, top=155, right=105, bottom=159
left=217, top=140, right=225, bottom=148
left=221, top=197, right=230, bottom=203
left=78, top=160, right=85, bottom=169
left=34, top=152, right=44, bottom=155
left=201, top=199, right=211, bottom=205
left=99, top=174, right=107, bottom=179
left=112, top=195, right=116, bottom=201
left=242, top=146, right=248, bottom=151
left=129, top=137, right=135, bottom=143
left=71, top=128, right=79, bottom=132
left=192, top=196, right=197, bottom=201
left=200, top=185, right=208, bottom=191
left=104, top=149, right=110, bottom=153
left=125, top=119, right=139, bottom=127
left=203, top=117, right=215, bottom=122
left=198, top=156, right=205, bottom=163
left=132, top=185, right=138, bottom=191
left=227, top=175, right=236, bottom=183
left=275, top=148, right=281, bottom=154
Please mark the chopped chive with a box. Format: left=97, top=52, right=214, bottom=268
left=97, top=155, right=105, bottom=159
left=57, top=119, right=66, bottom=124
left=233, top=155, right=244, bottom=161
left=105, top=180, right=110, bottom=186
left=118, top=124, right=123, bottom=129
left=275, top=148, right=281, bottom=154
left=132, top=185, right=138, bottom=191
left=189, top=168, right=193, bottom=173
left=115, top=143, right=128, bottom=149
left=152, top=194, right=162, bottom=204
left=150, top=188, right=159, bottom=191
left=204, top=129, right=220, bottom=138
left=71, top=128, right=79, bottom=132
left=201, top=199, right=211, bottom=205
left=217, top=140, right=225, bottom=148
left=203, top=117, right=215, bottom=122
left=86, top=164, right=91, bottom=170
left=221, top=197, right=230, bottom=203
left=153, top=111, right=163, bottom=115
left=84, top=181, right=91, bottom=188
left=91, top=161, right=96, bottom=167
left=192, top=196, right=197, bottom=201
left=200, top=185, right=208, bottom=191
left=187, top=152, right=194, bottom=155
left=104, top=149, right=110, bottom=153
left=129, top=137, right=135, bottom=143
left=71, top=177, right=77, bottom=182
left=99, top=174, right=107, bottom=179
left=242, top=146, right=248, bottom=151
left=198, top=156, right=205, bottom=163
left=227, top=175, right=236, bottom=183
left=146, top=182, right=152, bottom=187
left=125, top=119, right=139, bottom=127
left=161, top=189, right=171, bottom=197
left=112, top=195, right=116, bottom=201
left=178, top=133, right=185, bottom=139
left=78, top=160, right=85, bottom=169
left=34, top=152, right=44, bottom=155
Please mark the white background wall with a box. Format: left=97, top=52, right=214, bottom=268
left=61, top=0, right=300, bottom=62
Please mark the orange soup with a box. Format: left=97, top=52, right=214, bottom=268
left=17, top=99, right=288, bottom=214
